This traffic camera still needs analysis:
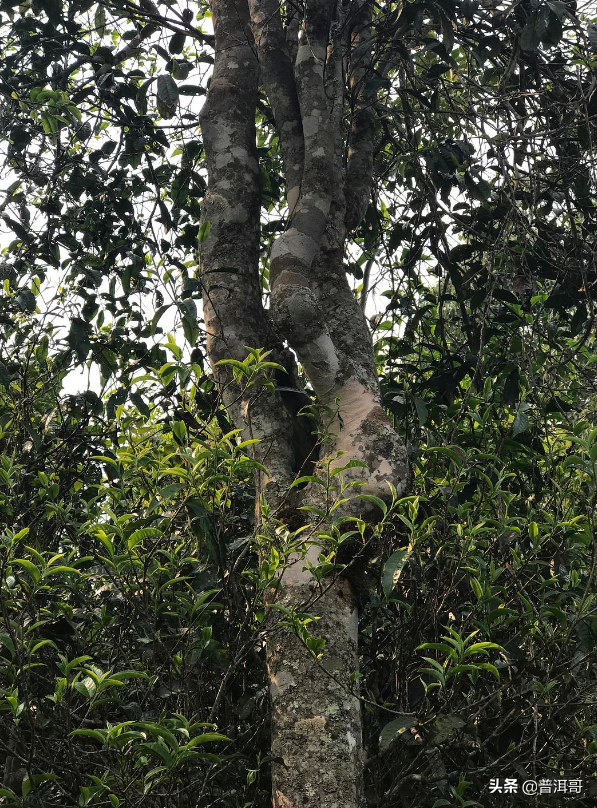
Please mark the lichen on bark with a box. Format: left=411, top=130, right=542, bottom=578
left=267, top=579, right=364, bottom=808
left=198, top=2, right=410, bottom=806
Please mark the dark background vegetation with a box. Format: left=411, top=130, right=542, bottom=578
left=1, top=0, right=597, bottom=805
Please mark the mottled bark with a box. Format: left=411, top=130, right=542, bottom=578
left=263, top=1, right=408, bottom=516
left=249, top=0, right=304, bottom=213
left=198, top=0, right=295, bottom=506
left=268, top=579, right=363, bottom=808
left=345, top=0, right=377, bottom=232
left=284, top=2, right=300, bottom=65
left=268, top=0, right=338, bottom=393
left=199, top=2, right=409, bottom=807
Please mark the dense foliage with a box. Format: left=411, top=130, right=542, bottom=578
left=1, top=0, right=597, bottom=806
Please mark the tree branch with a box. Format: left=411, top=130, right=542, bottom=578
left=249, top=0, right=304, bottom=213
left=345, top=0, right=377, bottom=232
left=269, top=0, right=340, bottom=400
left=199, top=0, right=296, bottom=506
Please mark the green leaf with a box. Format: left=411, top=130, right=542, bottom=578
left=127, top=528, right=163, bottom=550
left=363, top=76, right=391, bottom=98
left=95, top=4, right=106, bottom=32
left=39, top=0, right=62, bottom=23
left=520, top=16, right=541, bottom=51
left=546, top=0, right=569, bottom=18
left=379, top=715, right=418, bottom=751
left=13, top=527, right=30, bottom=544
left=13, top=559, right=41, bottom=584
left=502, top=369, right=520, bottom=406
left=424, top=446, right=464, bottom=467
left=179, top=298, right=197, bottom=324
left=358, top=494, right=388, bottom=516
left=43, top=566, right=81, bottom=577
left=198, top=220, right=211, bottom=242
left=178, top=84, right=207, bottom=96
left=0, top=362, right=11, bottom=389
left=172, top=60, right=192, bottom=80
left=475, top=662, right=501, bottom=680
left=0, top=633, right=16, bottom=659
left=157, top=74, right=179, bottom=119
left=31, top=639, right=57, bottom=653
left=0, top=788, right=16, bottom=798
left=169, top=32, right=186, bottom=54
left=171, top=420, right=187, bottom=444
left=70, top=728, right=107, bottom=744
left=135, top=77, right=155, bottom=115
left=21, top=772, right=58, bottom=799
left=430, top=714, right=466, bottom=743
left=413, top=396, right=428, bottom=426
left=74, top=676, right=97, bottom=699
left=41, top=111, right=59, bottom=135
left=137, top=722, right=180, bottom=751
left=68, top=317, right=91, bottom=359
left=417, top=642, right=457, bottom=657
left=150, top=303, right=171, bottom=334
left=184, top=732, right=229, bottom=747
left=130, top=392, right=151, bottom=418
left=290, top=475, right=326, bottom=488
left=382, top=548, right=412, bottom=596
left=137, top=741, right=174, bottom=766
left=512, top=411, right=529, bottom=437
left=158, top=483, right=184, bottom=499
left=15, top=289, right=36, bottom=312
left=108, top=670, right=149, bottom=681
left=463, top=641, right=503, bottom=657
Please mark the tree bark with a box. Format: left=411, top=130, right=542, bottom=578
left=267, top=578, right=364, bottom=808
left=198, top=0, right=296, bottom=509
left=199, top=2, right=409, bottom=806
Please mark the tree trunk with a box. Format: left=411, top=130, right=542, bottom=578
left=199, top=1, right=409, bottom=805
left=267, top=578, right=364, bottom=808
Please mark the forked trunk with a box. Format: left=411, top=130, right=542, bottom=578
left=198, top=2, right=409, bottom=805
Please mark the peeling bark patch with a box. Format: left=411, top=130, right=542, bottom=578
left=271, top=228, right=320, bottom=269
left=282, top=542, right=321, bottom=586
left=302, top=112, right=322, bottom=137
left=270, top=668, right=296, bottom=697
left=319, top=380, right=410, bottom=514
left=273, top=269, right=311, bottom=289
left=300, top=333, right=340, bottom=397
left=294, top=716, right=327, bottom=735
left=287, top=185, right=300, bottom=213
